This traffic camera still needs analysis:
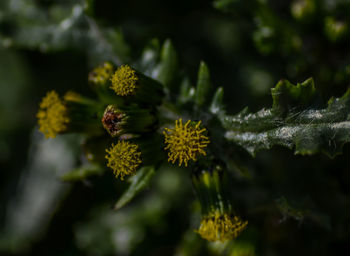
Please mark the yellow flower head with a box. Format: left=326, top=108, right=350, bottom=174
left=197, top=212, right=248, bottom=242
left=110, top=65, right=138, bottom=96
left=88, top=62, right=113, bottom=85
left=163, top=119, right=210, bottom=167
left=36, top=91, right=69, bottom=139
left=105, top=141, right=142, bottom=180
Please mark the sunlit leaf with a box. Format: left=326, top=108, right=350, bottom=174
left=222, top=78, right=350, bottom=157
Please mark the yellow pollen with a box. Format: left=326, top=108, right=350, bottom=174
left=105, top=141, right=142, bottom=180
left=88, top=62, right=113, bottom=85
left=110, top=65, right=138, bottom=96
left=163, top=119, right=210, bottom=167
left=196, top=212, right=248, bottom=242
left=36, top=91, right=69, bottom=139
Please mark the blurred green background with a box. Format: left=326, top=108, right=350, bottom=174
left=1, top=0, right=350, bottom=255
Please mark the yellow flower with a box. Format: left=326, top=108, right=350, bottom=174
left=197, top=212, right=248, bottom=242
left=64, top=91, right=82, bottom=102
left=105, top=141, right=142, bottom=180
left=36, top=91, right=69, bottom=139
left=88, top=62, right=113, bottom=85
left=163, top=119, right=210, bottom=166
left=110, top=65, right=138, bottom=96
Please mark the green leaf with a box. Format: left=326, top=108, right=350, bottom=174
left=213, top=0, right=240, bottom=11
left=139, top=38, right=160, bottom=75
left=1, top=2, right=87, bottom=51
left=213, top=0, right=257, bottom=14
left=210, top=87, right=224, bottom=114
left=275, top=196, right=331, bottom=230
left=0, top=1, right=130, bottom=64
left=156, top=39, right=178, bottom=89
left=271, top=78, right=316, bottom=114
left=61, top=164, right=105, bottom=182
left=195, top=61, right=211, bottom=107
left=114, top=166, right=155, bottom=210
left=83, top=0, right=95, bottom=16
left=276, top=197, right=305, bottom=222
left=222, top=78, right=350, bottom=157
left=102, top=27, right=130, bottom=64
left=179, top=77, right=195, bottom=104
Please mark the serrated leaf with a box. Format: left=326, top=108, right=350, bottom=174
left=114, top=166, right=155, bottom=210
left=195, top=61, right=211, bottom=107
left=61, top=164, right=105, bottom=182
left=156, top=39, right=178, bottom=89
left=222, top=78, right=350, bottom=157
left=272, top=78, right=316, bottom=114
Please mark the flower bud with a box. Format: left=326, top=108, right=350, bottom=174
left=101, top=105, right=157, bottom=137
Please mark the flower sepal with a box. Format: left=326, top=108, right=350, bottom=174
left=110, top=65, right=164, bottom=106
left=37, top=90, right=104, bottom=138
left=192, top=164, right=248, bottom=242
left=101, top=105, right=157, bottom=137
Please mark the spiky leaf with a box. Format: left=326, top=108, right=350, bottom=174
left=222, top=78, right=350, bottom=157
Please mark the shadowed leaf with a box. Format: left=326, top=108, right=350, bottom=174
left=114, top=166, right=155, bottom=210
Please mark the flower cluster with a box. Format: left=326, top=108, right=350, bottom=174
left=36, top=61, right=246, bottom=242
left=110, top=65, right=138, bottom=96
left=88, top=62, right=113, bottom=85
left=105, top=141, right=142, bottom=180
left=64, top=91, right=83, bottom=103
left=37, top=91, right=69, bottom=138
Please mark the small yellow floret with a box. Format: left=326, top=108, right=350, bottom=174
left=64, top=91, right=82, bottom=102
left=110, top=65, right=138, bottom=96
left=105, top=141, right=142, bottom=180
left=36, top=91, right=69, bottom=139
left=163, top=119, right=210, bottom=167
left=197, top=212, right=248, bottom=242
left=88, top=62, right=113, bottom=85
